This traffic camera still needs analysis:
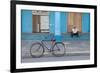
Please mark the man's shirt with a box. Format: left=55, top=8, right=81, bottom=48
left=72, top=28, right=78, bottom=33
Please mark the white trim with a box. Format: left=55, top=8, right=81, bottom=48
left=16, top=4, right=95, bottom=69
left=32, top=10, right=49, bottom=15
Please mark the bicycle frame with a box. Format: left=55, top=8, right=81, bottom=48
left=41, top=40, right=55, bottom=51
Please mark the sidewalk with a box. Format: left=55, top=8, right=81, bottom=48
left=21, top=40, right=90, bottom=58
left=43, top=41, right=90, bottom=56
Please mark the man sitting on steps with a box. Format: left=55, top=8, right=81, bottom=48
left=71, top=26, right=79, bottom=37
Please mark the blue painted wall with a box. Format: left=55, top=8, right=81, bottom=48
left=82, top=13, right=90, bottom=33
left=21, top=10, right=32, bottom=33
left=49, top=12, right=55, bottom=33
left=49, top=12, right=67, bottom=34
left=60, top=12, right=67, bottom=33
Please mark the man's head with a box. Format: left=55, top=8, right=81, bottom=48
left=73, top=26, right=76, bottom=29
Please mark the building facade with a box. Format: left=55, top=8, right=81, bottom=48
left=21, top=10, right=90, bottom=41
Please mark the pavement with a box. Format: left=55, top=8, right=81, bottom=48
left=21, top=40, right=90, bottom=58
left=22, top=54, right=90, bottom=63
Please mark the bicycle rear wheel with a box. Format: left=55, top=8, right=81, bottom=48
left=30, top=43, right=44, bottom=58
left=52, top=42, right=66, bottom=57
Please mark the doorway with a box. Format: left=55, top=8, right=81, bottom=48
left=67, top=12, right=82, bottom=32
left=32, top=11, right=49, bottom=33
left=32, top=15, right=40, bottom=33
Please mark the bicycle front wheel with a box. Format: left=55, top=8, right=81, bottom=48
left=30, top=43, right=44, bottom=58
left=52, top=42, right=66, bottom=57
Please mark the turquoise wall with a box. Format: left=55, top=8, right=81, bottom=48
left=49, top=12, right=67, bottom=34
left=21, top=10, right=32, bottom=33
left=60, top=12, right=67, bottom=33
left=82, top=13, right=90, bottom=33
left=49, top=12, right=55, bottom=33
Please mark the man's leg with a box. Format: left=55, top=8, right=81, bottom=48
left=71, top=32, right=73, bottom=37
left=75, top=32, right=79, bottom=37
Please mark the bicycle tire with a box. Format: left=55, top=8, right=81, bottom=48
left=30, top=43, right=44, bottom=58
left=52, top=42, right=66, bottom=57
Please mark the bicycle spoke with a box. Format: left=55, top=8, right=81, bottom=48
left=30, top=43, right=44, bottom=58
left=52, top=42, right=65, bottom=57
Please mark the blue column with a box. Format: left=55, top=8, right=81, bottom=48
left=55, top=12, right=62, bottom=42
left=82, top=13, right=90, bottom=33
left=21, top=10, right=32, bottom=33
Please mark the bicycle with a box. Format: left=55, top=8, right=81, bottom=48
left=30, top=37, right=66, bottom=58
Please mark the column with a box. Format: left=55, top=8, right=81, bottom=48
left=55, top=12, right=61, bottom=42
